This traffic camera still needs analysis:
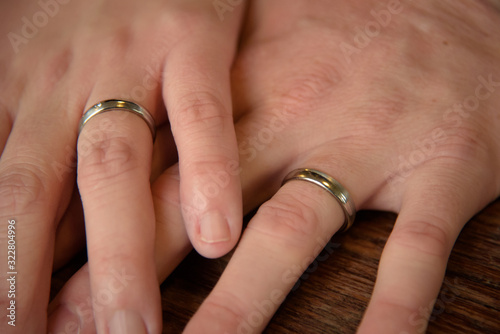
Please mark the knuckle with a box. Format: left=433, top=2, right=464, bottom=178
left=183, top=157, right=232, bottom=176
left=0, top=160, right=48, bottom=213
left=83, top=25, right=134, bottom=62
left=153, top=6, right=223, bottom=49
left=181, top=159, right=235, bottom=204
left=172, top=91, right=230, bottom=137
left=165, top=5, right=219, bottom=33
left=276, top=61, right=340, bottom=118
left=375, top=295, right=420, bottom=318
left=254, top=192, right=322, bottom=247
left=343, top=93, right=410, bottom=142
left=35, top=48, right=73, bottom=93
left=181, top=141, right=235, bottom=166
left=104, top=26, right=134, bottom=53
left=85, top=262, right=137, bottom=308
left=89, top=252, right=134, bottom=278
left=77, top=134, right=138, bottom=187
left=201, top=291, right=249, bottom=329
left=434, top=125, right=490, bottom=163
left=390, top=218, right=451, bottom=258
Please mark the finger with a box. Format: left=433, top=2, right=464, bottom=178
left=78, top=59, right=164, bottom=333
left=51, top=117, right=175, bottom=276
left=48, top=265, right=92, bottom=334
left=184, top=153, right=380, bottom=333
left=0, top=98, right=80, bottom=332
left=183, top=181, right=344, bottom=334
left=48, top=166, right=192, bottom=334
left=357, top=162, right=490, bottom=334
left=152, top=164, right=193, bottom=281
left=78, top=110, right=160, bottom=334
left=164, top=4, right=245, bottom=258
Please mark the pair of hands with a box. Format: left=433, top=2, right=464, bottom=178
left=2, top=0, right=500, bottom=333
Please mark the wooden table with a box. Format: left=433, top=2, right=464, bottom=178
left=52, top=198, right=500, bottom=333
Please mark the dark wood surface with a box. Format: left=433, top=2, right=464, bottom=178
left=52, top=198, right=500, bottom=333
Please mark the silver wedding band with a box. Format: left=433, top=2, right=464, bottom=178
left=282, top=168, right=356, bottom=232
left=78, top=100, right=156, bottom=141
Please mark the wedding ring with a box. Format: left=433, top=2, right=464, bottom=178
left=282, top=168, right=356, bottom=232
left=78, top=100, right=156, bottom=141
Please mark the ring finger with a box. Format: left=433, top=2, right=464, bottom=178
left=183, top=152, right=378, bottom=333
left=77, top=60, right=164, bottom=334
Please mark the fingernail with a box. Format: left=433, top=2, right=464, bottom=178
left=200, top=211, right=231, bottom=243
left=47, top=304, right=81, bottom=334
left=109, top=310, right=147, bottom=334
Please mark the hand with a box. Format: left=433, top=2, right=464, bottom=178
left=47, top=0, right=500, bottom=333
left=183, top=0, right=500, bottom=333
left=0, top=0, right=244, bottom=332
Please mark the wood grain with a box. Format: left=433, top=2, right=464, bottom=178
left=51, top=198, right=500, bottom=333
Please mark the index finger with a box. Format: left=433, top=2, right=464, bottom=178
left=164, top=1, right=246, bottom=259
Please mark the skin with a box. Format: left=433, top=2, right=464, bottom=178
left=52, top=0, right=500, bottom=333
left=0, top=0, right=245, bottom=333
left=185, top=1, right=500, bottom=332
left=5, top=0, right=500, bottom=333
